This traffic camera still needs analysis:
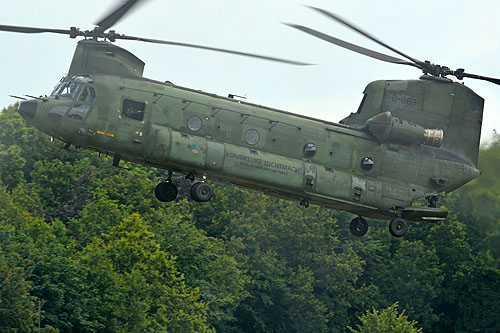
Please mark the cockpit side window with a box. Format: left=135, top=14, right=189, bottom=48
left=122, top=99, right=146, bottom=121
left=88, top=87, right=96, bottom=103
left=79, top=87, right=89, bottom=102
left=51, top=81, right=69, bottom=96
left=51, top=78, right=66, bottom=96
left=67, top=85, right=97, bottom=121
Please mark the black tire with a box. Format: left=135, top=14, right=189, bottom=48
left=154, top=182, right=178, bottom=202
left=389, top=217, right=408, bottom=237
left=190, top=182, right=214, bottom=202
left=350, top=216, right=368, bottom=237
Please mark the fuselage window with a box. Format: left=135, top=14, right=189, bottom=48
left=303, top=143, right=317, bottom=157
left=187, top=116, right=202, bottom=132
left=122, top=99, right=146, bottom=121
left=245, top=129, right=260, bottom=145
left=361, top=157, right=374, bottom=171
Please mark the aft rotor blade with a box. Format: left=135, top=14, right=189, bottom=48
left=0, top=24, right=71, bottom=35
left=118, top=34, right=313, bottom=66
left=284, top=23, right=417, bottom=67
left=461, top=72, right=500, bottom=85
left=307, top=6, right=423, bottom=67
left=95, top=0, right=143, bottom=31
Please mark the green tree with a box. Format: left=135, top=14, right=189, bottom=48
left=78, top=213, right=213, bottom=332
left=146, top=204, right=247, bottom=331
left=0, top=251, right=36, bottom=331
left=377, top=240, right=443, bottom=330
left=0, top=144, right=26, bottom=188
left=221, top=192, right=375, bottom=332
left=348, top=302, right=422, bottom=333
left=447, top=133, right=500, bottom=257
left=0, top=105, right=65, bottom=183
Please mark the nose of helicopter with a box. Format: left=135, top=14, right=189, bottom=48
left=18, top=100, right=37, bottom=119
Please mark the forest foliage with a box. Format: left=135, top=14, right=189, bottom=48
left=0, top=104, right=499, bottom=332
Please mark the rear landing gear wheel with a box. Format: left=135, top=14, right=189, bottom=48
left=155, top=182, right=178, bottom=202
left=389, top=217, right=408, bottom=237
left=350, top=216, right=368, bottom=237
left=190, top=182, right=214, bottom=202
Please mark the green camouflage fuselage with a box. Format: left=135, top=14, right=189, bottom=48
left=20, top=40, right=481, bottom=221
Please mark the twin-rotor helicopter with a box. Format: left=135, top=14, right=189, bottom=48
left=2, top=0, right=498, bottom=237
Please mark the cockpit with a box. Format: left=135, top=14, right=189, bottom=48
left=47, top=75, right=97, bottom=121
left=18, top=75, right=103, bottom=148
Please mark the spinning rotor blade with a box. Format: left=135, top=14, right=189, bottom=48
left=290, top=5, right=500, bottom=85
left=0, top=24, right=71, bottom=35
left=284, top=23, right=417, bottom=67
left=118, top=34, right=313, bottom=66
left=306, top=6, right=423, bottom=67
left=95, top=0, right=144, bottom=31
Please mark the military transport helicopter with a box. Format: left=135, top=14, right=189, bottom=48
left=2, top=0, right=498, bottom=237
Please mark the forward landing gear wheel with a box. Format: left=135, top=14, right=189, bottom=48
left=190, top=182, right=214, bottom=202
left=389, top=217, right=408, bottom=237
left=155, top=182, right=178, bottom=202
left=350, top=216, right=368, bottom=237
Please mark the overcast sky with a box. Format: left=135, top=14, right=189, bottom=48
left=1, top=0, right=499, bottom=143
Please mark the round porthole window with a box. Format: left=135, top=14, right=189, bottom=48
left=187, top=116, right=202, bottom=132
left=245, top=129, right=260, bottom=145
left=361, top=157, right=374, bottom=171
left=303, top=143, right=317, bottom=157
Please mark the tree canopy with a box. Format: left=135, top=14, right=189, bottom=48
left=1, top=104, right=499, bottom=331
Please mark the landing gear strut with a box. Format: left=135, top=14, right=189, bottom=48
left=350, top=216, right=368, bottom=237
left=426, top=194, right=443, bottom=208
left=154, top=171, right=214, bottom=203
left=299, top=198, right=310, bottom=208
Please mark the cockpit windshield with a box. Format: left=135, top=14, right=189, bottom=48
left=50, top=76, right=94, bottom=99
left=61, top=82, right=81, bottom=98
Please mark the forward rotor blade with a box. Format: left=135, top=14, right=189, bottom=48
left=95, top=0, right=143, bottom=31
left=0, top=24, right=71, bottom=35
left=307, top=6, right=423, bottom=67
left=284, top=23, right=417, bottom=67
left=118, top=34, right=313, bottom=66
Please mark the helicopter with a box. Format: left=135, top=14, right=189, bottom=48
left=2, top=0, right=498, bottom=237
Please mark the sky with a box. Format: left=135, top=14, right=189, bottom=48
left=1, top=0, right=499, bottom=143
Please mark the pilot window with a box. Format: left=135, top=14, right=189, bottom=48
left=51, top=76, right=94, bottom=98
left=77, top=87, right=96, bottom=103
left=79, top=87, right=89, bottom=101
left=67, top=86, right=97, bottom=121
left=60, top=82, right=81, bottom=98
left=88, top=87, right=96, bottom=103
left=122, top=99, right=146, bottom=121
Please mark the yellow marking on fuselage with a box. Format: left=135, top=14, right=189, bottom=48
left=96, top=130, right=115, bottom=138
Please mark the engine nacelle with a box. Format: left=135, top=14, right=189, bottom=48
left=365, top=111, right=443, bottom=147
